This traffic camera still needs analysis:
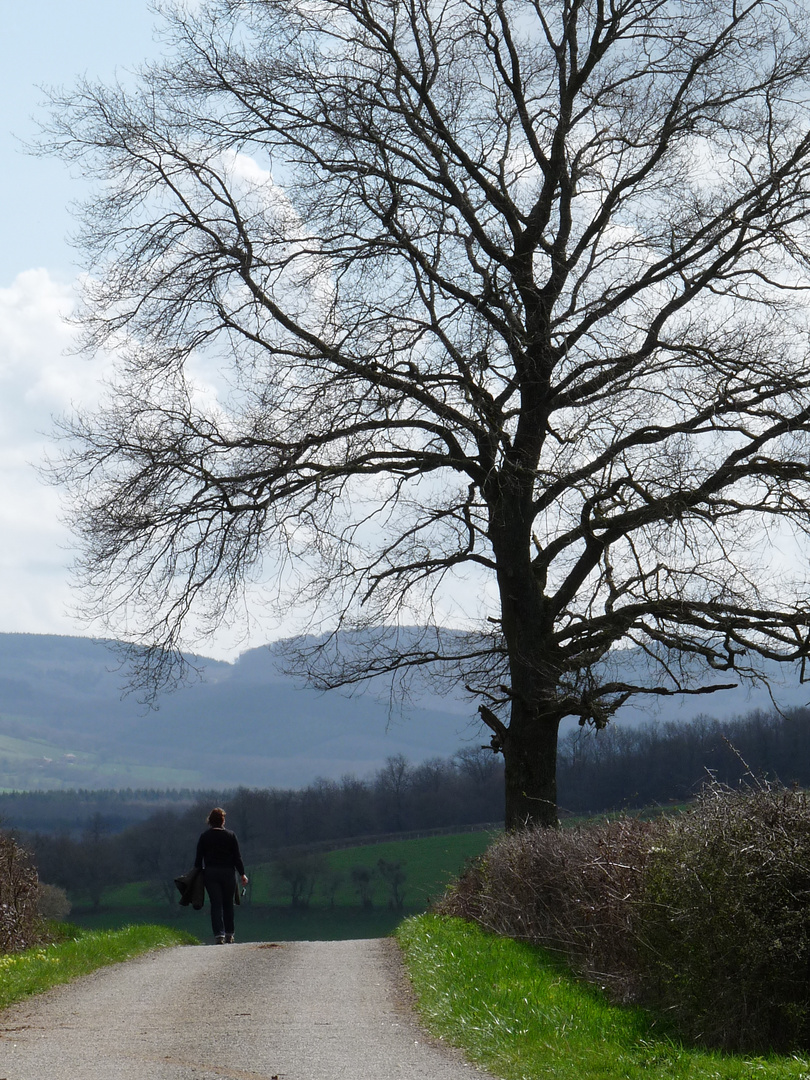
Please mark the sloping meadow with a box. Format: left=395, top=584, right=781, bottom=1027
left=437, top=781, right=810, bottom=1054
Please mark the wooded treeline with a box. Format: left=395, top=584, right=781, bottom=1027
left=22, top=748, right=504, bottom=908
left=557, top=707, right=810, bottom=813
left=12, top=706, right=810, bottom=907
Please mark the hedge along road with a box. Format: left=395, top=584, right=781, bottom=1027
left=0, top=938, right=495, bottom=1080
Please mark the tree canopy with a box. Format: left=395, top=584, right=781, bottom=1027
left=44, top=0, right=810, bottom=825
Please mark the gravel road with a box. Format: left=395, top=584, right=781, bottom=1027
left=0, top=939, right=497, bottom=1079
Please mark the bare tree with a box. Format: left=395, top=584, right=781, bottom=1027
left=273, top=851, right=326, bottom=909
left=42, top=0, right=810, bottom=826
left=375, top=754, right=412, bottom=832
left=377, top=858, right=407, bottom=910
left=350, top=864, right=376, bottom=910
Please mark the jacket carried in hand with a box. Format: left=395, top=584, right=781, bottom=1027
left=174, top=867, right=205, bottom=910
left=174, top=865, right=242, bottom=909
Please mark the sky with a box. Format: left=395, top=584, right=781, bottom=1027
left=1, top=0, right=495, bottom=666
left=0, top=2, right=243, bottom=653
left=2, top=3, right=808, bottom=720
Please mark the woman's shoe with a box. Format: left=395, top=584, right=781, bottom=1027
left=215, top=935, right=225, bottom=944
left=225, top=934, right=235, bottom=943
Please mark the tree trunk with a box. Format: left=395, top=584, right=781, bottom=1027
left=489, top=492, right=562, bottom=830
left=502, top=706, right=560, bottom=829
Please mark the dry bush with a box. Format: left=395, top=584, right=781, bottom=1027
left=36, top=883, right=71, bottom=922
left=440, top=780, right=810, bottom=1053
left=641, top=779, right=810, bottom=1052
left=437, top=816, right=661, bottom=999
left=0, top=833, right=41, bottom=952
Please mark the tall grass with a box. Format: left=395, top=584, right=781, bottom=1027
left=397, top=914, right=810, bottom=1080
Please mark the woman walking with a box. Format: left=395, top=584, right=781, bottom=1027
left=194, top=807, right=248, bottom=944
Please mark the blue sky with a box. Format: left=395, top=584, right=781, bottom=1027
left=1, top=2, right=485, bottom=661
left=0, top=3, right=247, bottom=652
left=3, top=2, right=160, bottom=282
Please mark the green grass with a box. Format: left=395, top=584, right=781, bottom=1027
left=0, top=722, right=205, bottom=791
left=0, top=924, right=197, bottom=1010
left=73, top=829, right=497, bottom=941
left=246, top=829, right=497, bottom=909
left=98, top=880, right=161, bottom=907
left=396, top=914, right=810, bottom=1080
left=323, top=830, right=495, bottom=906
left=70, top=902, right=408, bottom=941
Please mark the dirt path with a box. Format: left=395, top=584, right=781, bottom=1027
left=0, top=939, right=496, bottom=1079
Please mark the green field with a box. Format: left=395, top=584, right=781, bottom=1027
left=68, top=830, right=496, bottom=940
left=0, top=721, right=205, bottom=792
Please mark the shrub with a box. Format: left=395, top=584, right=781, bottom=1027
left=377, top=859, right=406, bottom=910
left=272, top=852, right=326, bottom=909
left=439, top=780, right=810, bottom=1053
left=350, top=864, right=375, bottom=909
left=36, top=883, right=71, bottom=922
left=640, top=780, right=810, bottom=1052
left=437, top=816, right=660, bottom=1000
left=0, top=833, right=41, bottom=952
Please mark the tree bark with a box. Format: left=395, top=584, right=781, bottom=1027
left=502, top=708, right=560, bottom=829
left=490, top=490, right=563, bottom=828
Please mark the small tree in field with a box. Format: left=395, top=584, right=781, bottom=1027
left=43, top=0, right=810, bottom=826
left=377, top=858, right=407, bottom=910
left=350, top=864, right=376, bottom=910
left=273, top=852, right=326, bottom=909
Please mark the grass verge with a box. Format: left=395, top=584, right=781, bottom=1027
left=396, top=914, right=810, bottom=1080
left=0, top=924, right=198, bottom=1011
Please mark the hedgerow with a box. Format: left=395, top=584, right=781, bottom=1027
left=642, top=782, right=810, bottom=1051
left=437, top=814, right=659, bottom=1001
left=0, top=832, right=43, bottom=953
left=437, top=779, right=810, bottom=1053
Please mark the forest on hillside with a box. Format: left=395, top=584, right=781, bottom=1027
left=11, top=705, right=810, bottom=908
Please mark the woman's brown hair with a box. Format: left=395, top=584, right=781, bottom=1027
left=207, top=807, right=226, bottom=828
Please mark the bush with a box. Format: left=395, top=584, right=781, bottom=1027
left=641, top=780, right=810, bottom=1052
left=36, top=883, right=71, bottom=922
left=272, top=852, right=326, bottom=909
left=0, top=833, right=41, bottom=953
left=439, top=780, right=810, bottom=1053
left=350, top=864, right=376, bottom=909
left=436, top=816, right=659, bottom=1000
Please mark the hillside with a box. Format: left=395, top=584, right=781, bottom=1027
left=0, top=631, right=808, bottom=793
left=0, top=633, right=480, bottom=790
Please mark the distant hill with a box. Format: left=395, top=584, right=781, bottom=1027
left=0, top=632, right=807, bottom=792
left=0, top=633, right=481, bottom=791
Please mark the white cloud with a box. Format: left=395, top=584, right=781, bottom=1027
left=0, top=270, right=105, bottom=639
left=0, top=268, right=274, bottom=657
left=0, top=269, right=116, bottom=423
left=0, top=266, right=494, bottom=659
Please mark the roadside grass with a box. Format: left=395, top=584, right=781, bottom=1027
left=0, top=924, right=197, bottom=1011
left=396, top=914, right=810, bottom=1080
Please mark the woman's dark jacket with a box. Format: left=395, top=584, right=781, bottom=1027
left=194, top=827, right=245, bottom=876
left=174, top=866, right=205, bottom=909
